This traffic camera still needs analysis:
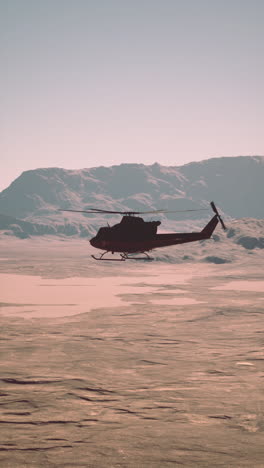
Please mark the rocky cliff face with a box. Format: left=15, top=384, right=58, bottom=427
left=0, top=156, right=263, bottom=239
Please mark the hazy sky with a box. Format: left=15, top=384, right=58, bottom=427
left=1, top=0, right=263, bottom=190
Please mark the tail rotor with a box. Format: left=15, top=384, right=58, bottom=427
left=210, top=201, right=226, bottom=230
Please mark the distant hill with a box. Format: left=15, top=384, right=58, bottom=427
left=0, top=156, right=263, bottom=239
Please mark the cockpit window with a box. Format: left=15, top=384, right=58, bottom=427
left=96, top=227, right=110, bottom=239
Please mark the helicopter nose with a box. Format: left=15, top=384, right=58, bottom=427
left=90, top=237, right=97, bottom=247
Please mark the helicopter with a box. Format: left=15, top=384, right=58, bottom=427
left=60, top=201, right=226, bottom=261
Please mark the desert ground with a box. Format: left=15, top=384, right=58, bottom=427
left=0, top=236, right=263, bottom=467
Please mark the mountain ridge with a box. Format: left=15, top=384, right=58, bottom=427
left=0, top=156, right=263, bottom=240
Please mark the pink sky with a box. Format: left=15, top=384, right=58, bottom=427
left=1, top=0, right=263, bottom=190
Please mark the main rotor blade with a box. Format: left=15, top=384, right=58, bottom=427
left=58, top=209, right=101, bottom=214
left=84, top=208, right=170, bottom=214
left=160, top=208, right=209, bottom=213
left=59, top=207, right=209, bottom=215
left=58, top=208, right=166, bottom=215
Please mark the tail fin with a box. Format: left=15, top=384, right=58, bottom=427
left=201, top=215, right=219, bottom=238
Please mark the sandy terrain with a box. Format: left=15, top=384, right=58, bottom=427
left=0, top=237, right=264, bottom=467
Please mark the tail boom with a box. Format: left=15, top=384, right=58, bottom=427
left=200, top=214, right=219, bottom=238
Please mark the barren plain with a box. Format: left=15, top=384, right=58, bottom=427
left=0, top=237, right=263, bottom=467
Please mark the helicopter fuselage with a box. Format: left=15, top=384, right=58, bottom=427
left=60, top=201, right=225, bottom=261
left=90, top=214, right=219, bottom=254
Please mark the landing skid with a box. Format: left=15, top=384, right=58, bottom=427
left=121, top=252, right=153, bottom=261
left=91, top=253, right=125, bottom=261
left=91, top=251, right=153, bottom=261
